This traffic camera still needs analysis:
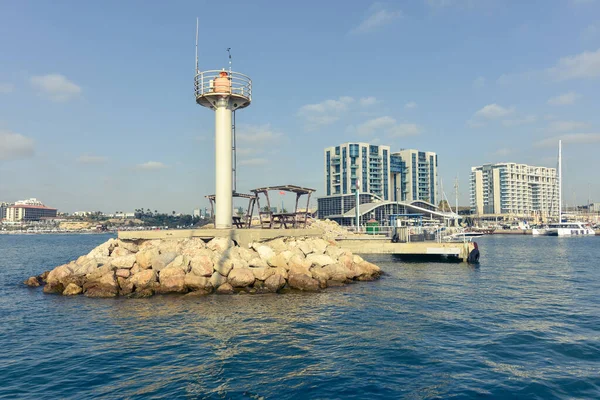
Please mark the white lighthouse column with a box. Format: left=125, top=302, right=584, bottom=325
left=214, top=97, right=233, bottom=229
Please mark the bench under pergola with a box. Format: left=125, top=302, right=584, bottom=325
left=250, top=185, right=315, bottom=229
left=205, top=192, right=257, bottom=229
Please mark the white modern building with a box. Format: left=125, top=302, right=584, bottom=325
left=470, top=163, right=558, bottom=219
left=323, top=142, right=438, bottom=204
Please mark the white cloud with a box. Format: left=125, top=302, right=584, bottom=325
left=548, top=120, right=591, bottom=132
left=29, top=74, right=82, bottom=101
left=351, top=116, right=421, bottom=137
left=473, top=76, right=486, bottom=88
left=547, top=91, right=580, bottom=106
left=238, top=158, right=268, bottom=166
left=547, top=48, right=600, bottom=80
left=474, top=103, right=515, bottom=119
left=351, top=5, right=401, bottom=34
left=77, top=154, right=107, bottom=164
left=359, top=96, right=378, bottom=106
left=0, top=130, right=35, bottom=161
left=404, top=101, right=417, bottom=109
left=136, top=161, right=167, bottom=170
left=536, top=133, right=600, bottom=147
left=0, top=83, right=14, bottom=94
left=298, top=96, right=354, bottom=130
left=502, top=115, right=537, bottom=127
left=237, top=124, right=283, bottom=142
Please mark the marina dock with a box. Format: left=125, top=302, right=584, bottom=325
left=118, top=229, right=476, bottom=262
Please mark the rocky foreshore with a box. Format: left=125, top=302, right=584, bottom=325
left=24, top=236, right=382, bottom=297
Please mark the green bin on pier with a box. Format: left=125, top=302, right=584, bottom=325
left=366, top=221, right=379, bottom=235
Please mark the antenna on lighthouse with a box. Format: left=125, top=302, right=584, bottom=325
left=227, top=48, right=232, bottom=74
left=195, top=18, right=199, bottom=74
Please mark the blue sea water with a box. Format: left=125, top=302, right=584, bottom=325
left=0, top=233, right=599, bottom=399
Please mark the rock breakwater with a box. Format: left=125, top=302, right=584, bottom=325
left=25, top=236, right=382, bottom=297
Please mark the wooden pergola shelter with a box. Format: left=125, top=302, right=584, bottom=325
left=251, top=185, right=315, bottom=229
left=205, top=192, right=257, bottom=228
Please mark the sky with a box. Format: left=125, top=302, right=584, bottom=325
left=1, top=0, right=599, bottom=213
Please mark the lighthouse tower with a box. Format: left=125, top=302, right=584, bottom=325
left=194, top=25, right=252, bottom=229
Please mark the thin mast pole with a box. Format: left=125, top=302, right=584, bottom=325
left=558, top=139, right=562, bottom=223
left=195, top=18, right=199, bottom=74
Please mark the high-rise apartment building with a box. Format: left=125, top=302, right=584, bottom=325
left=323, top=143, right=438, bottom=204
left=470, top=163, right=558, bottom=218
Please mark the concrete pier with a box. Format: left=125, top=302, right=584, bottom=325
left=335, top=237, right=474, bottom=261
left=118, top=229, right=475, bottom=261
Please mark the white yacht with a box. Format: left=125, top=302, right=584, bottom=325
left=545, top=222, right=595, bottom=236
left=532, top=140, right=596, bottom=237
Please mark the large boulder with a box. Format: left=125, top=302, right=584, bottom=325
left=248, top=257, right=269, bottom=269
left=354, top=260, right=382, bottom=281
left=288, top=254, right=311, bottom=271
left=157, top=274, right=186, bottom=294
left=267, top=253, right=287, bottom=269
left=24, top=276, right=41, bottom=287
left=216, top=283, right=234, bottom=294
left=111, top=246, right=131, bottom=258
left=325, top=245, right=345, bottom=260
left=135, top=247, right=160, bottom=269
left=322, top=263, right=349, bottom=282
left=117, top=277, right=134, bottom=296
left=288, top=273, right=319, bottom=291
left=189, top=255, right=213, bottom=277
left=116, top=269, right=130, bottom=278
left=263, top=238, right=287, bottom=253
left=309, top=238, right=329, bottom=255
left=87, top=238, right=116, bottom=259
left=117, top=239, right=139, bottom=253
left=235, top=247, right=256, bottom=262
left=47, top=264, right=74, bottom=286
left=184, top=275, right=211, bottom=291
left=264, top=273, right=286, bottom=292
left=213, top=258, right=234, bottom=277
left=180, top=239, right=207, bottom=257
left=306, top=254, right=336, bottom=268
left=165, top=255, right=190, bottom=273
left=151, top=252, right=178, bottom=272
left=207, top=237, right=235, bottom=253
left=62, top=283, right=82, bottom=296
left=228, top=268, right=255, bottom=288
left=72, top=258, right=99, bottom=276
left=85, top=272, right=118, bottom=298
left=111, top=254, right=136, bottom=269
left=251, top=267, right=275, bottom=281
left=256, top=245, right=275, bottom=262
left=209, top=272, right=227, bottom=288
left=130, top=269, right=157, bottom=290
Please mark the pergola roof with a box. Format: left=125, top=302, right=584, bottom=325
left=205, top=192, right=257, bottom=200
left=251, top=185, right=315, bottom=195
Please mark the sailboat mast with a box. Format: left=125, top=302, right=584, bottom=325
left=558, top=139, right=562, bottom=223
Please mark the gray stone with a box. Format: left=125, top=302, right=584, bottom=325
left=207, top=237, right=235, bottom=253
left=210, top=272, right=227, bottom=288
left=118, top=239, right=139, bottom=253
